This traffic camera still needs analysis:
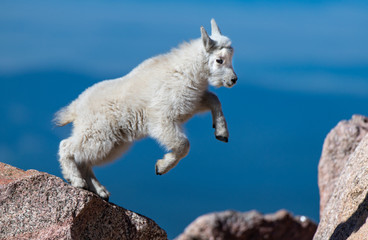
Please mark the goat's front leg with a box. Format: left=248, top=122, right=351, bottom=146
left=199, top=91, right=229, bottom=142
left=150, top=119, right=190, bottom=175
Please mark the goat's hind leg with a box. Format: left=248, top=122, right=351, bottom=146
left=80, top=141, right=131, bottom=200
left=79, top=164, right=110, bottom=201
left=59, top=138, right=111, bottom=200
left=58, top=138, right=87, bottom=189
left=84, top=142, right=131, bottom=200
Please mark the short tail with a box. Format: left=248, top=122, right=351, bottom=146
left=53, top=104, right=75, bottom=127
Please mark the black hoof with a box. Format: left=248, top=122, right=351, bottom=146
left=212, top=124, right=216, bottom=128
left=102, top=196, right=110, bottom=202
left=216, top=136, right=228, bottom=143
left=155, top=165, right=162, bottom=175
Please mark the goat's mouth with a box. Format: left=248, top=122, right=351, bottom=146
left=224, top=81, right=236, bottom=88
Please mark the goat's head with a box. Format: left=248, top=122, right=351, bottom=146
left=201, top=19, right=237, bottom=88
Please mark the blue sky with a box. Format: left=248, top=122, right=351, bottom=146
left=1, top=0, right=368, bottom=95
left=1, top=0, right=368, bottom=238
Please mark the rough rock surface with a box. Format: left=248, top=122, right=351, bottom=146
left=318, top=114, right=368, bottom=215
left=175, top=209, right=317, bottom=240
left=0, top=163, right=167, bottom=240
left=314, top=116, right=368, bottom=239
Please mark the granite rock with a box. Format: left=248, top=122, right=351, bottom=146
left=314, top=116, right=368, bottom=240
left=175, top=209, right=317, bottom=240
left=0, top=163, right=167, bottom=240
left=318, top=114, right=368, bottom=215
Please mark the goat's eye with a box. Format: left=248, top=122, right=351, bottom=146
left=216, top=59, right=223, bottom=64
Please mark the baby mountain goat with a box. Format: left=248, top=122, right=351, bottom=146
left=54, top=19, right=237, bottom=200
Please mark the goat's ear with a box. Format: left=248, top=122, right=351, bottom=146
left=201, top=26, right=216, bottom=52
left=211, top=18, right=221, bottom=36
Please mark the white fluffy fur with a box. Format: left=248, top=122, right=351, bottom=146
left=55, top=19, right=237, bottom=200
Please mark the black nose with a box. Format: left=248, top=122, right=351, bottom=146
left=231, top=76, right=238, bottom=84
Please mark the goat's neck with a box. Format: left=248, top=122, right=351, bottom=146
left=186, top=50, right=210, bottom=92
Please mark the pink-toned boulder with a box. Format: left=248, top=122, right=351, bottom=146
left=318, top=114, right=368, bottom=215
left=314, top=115, right=368, bottom=239
left=175, top=209, right=317, bottom=240
left=0, top=163, right=167, bottom=240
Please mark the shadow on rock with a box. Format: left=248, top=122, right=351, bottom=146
left=329, top=191, right=368, bottom=240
